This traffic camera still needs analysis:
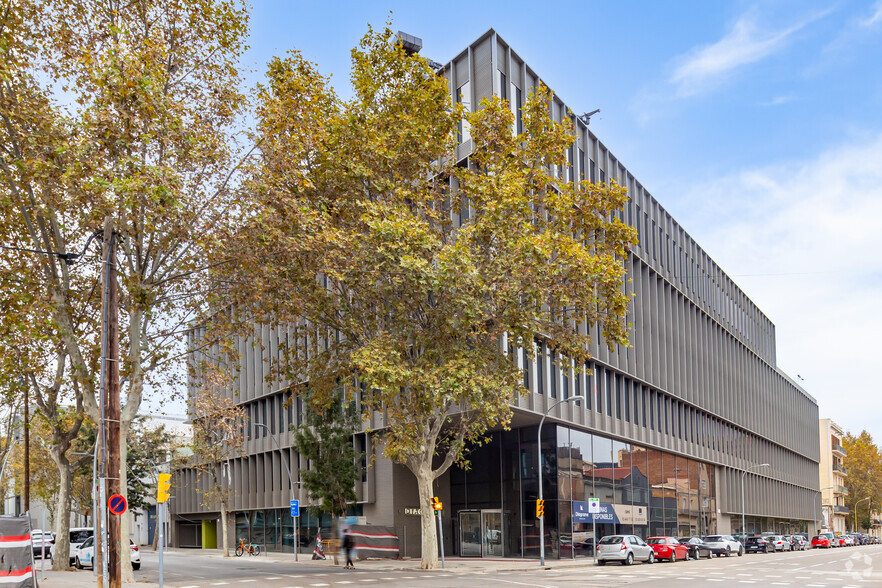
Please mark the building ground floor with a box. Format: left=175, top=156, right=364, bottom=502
left=174, top=421, right=815, bottom=558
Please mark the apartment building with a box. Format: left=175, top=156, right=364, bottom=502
left=174, top=29, right=821, bottom=559
left=818, top=418, right=849, bottom=534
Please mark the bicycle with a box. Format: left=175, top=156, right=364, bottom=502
left=235, top=538, right=261, bottom=557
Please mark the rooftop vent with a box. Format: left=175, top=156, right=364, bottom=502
left=396, top=31, right=423, bottom=55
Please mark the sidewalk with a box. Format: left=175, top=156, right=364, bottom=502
left=32, top=549, right=598, bottom=587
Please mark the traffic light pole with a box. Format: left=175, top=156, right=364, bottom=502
left=158, top=501, right=164, bottom=588
left=436, top=510, right=444, bottom=568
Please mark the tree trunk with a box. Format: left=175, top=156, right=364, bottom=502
left=118, top=423, right=134, bottom=582
left=51, top=462, right=73, bottom=571
left=416, top=468, right=438, bottom=569
left=220, top=503, right=230, bottom=557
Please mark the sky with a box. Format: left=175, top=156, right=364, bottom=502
left=170, top=0, right=882, bottom=440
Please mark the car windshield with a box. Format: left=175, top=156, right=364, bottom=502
left=646, top=538, right=665, bottom=544
left=70, top=530, right=93, bottom=544
left=679, top=537, right=696, bottom=543
left=599, top=536, right=623, bottom=545
left=704, top=536, right=723, bottom=542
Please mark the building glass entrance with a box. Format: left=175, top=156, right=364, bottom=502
left=449, top=424, right=718, bottom=559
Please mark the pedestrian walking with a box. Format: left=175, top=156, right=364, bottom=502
left=342, top=528, right=355, bottom=569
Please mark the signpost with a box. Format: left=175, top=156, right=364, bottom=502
left=156, top=472, right=171, bottom=588
left=588, top=498, right=600, bottom=564
left=290, top=500, right=299, bottom=517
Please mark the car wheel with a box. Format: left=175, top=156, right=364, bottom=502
left=625, top=553, right=633, bottom=566
left=647, top=552, right=655, bottom=564
left=74, top=557, right=82, bottom=570
left=738, top=546, right=744, bottom=556
left=597, top=559, right=606, bottom=566
left=725, top=546, right=731, bottom=557
left=132, top=563, right=140, bottom=570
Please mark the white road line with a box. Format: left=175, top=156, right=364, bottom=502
left=771, top=583, right=791, bottom=586
left=265, top=577, right=281, bottom=580
left=707, top=580, right=724, bottom=583
left=238, top=581, right=257, bottom=584
left=211, top=583, right=230, bottom=586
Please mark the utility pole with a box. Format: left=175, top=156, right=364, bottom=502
left=96, top=217, right=121, bottom=588
left=105, top=217, right=121, bottom=588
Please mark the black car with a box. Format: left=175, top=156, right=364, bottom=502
left=745, top=536, right=772, bottom=553
left=678, top=536, right=713, bottom=560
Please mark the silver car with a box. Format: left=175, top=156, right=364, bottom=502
left=702, top=534, right=744, bottom=556
left=597, top=534, right=655, bottom=566
left=767, top=535, right=791, bottom=551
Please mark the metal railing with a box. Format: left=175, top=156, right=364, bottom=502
left=833, top=505, right=850, bottom=514
left=833, top=463, right=848, bottom=475
left=832, top=443, right=847, bottom=456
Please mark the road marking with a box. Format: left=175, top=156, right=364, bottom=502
left=738, top=582, right=756, bottom=585
left=211, top=584, right=230, bottom=586
left=707, top=580, right=724, bottom=583
left=238, top=581, right=256, bottom=584
left=771, top=583, right=790, bottom=586
left=810, top=563, right=825, bottom=567
left=265, top=578, right=281, bottom=580
left=309, top=584, right=328, bottom=587
left=286, top=575, right=303, bottom=578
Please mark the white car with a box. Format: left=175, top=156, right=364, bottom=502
left=49, top=527, right=94, bottom=564
left=843, top=535, right=855, bottom=546
left=702, top=534, right=743, bottom=556
left=73, top=536, right=141, bottom=570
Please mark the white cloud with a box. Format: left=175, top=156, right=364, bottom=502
left=860, top=1, right=882, bottom=27
left=673, top=135, right=882, bottom=438
left=670, top=8, right=830, bottom=97
left=760, top=94, right=796, bottom=106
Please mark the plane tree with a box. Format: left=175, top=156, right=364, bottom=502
left=213, top=25, right=636, bottom=569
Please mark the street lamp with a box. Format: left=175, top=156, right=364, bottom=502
left=254, top=423, right=301, bottom=561
left=740, top=463, right=770, bottom=544
left=856, top=496, right=871, bottom=533
left=538, top=394, right=584, bottom=566
left=814, top=486, right=835, bottom=536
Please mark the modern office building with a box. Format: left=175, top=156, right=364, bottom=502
left=174, top=29, right=821, bottom=559
left=818, top=418, right=849, bottom=534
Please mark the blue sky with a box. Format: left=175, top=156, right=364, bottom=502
left=220, top=0, right=882, bottom=440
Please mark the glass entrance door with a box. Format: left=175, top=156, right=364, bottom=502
left=481, top=510, right=503, bottom=557
left=459, top=511, right=482, bottom=557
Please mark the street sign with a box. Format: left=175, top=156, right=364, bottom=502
left=588, top=497, right=600, bottom=514
left=108, top=493, right=127, bottom=516
left=290, top=499, right=299, bottom=517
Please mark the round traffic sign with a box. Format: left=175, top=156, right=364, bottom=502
left=108, top=493, right=127, bottom=515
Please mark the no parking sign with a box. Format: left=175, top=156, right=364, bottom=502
left=108, top=493, right=127, bottom=516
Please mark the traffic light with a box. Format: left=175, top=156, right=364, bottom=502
left=157, top=472, right=172, bottom=504
left=536, top=498, right=545, bottom=519
left=431, top=496, right=442, bottom=514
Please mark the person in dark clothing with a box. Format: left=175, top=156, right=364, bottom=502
left=342, top=528, right=355, bottom=569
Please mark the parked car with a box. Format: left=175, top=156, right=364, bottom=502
left=596, top=535, right=655, bottom=566
left=31, top=530, right=53, bottom=559
left=843, top=535, right=855, bottom=546
left=702, top=534, right=743, bottom=557
left=50, top=527, right=94, bottom=564
left=73, top=536, right=140, bottom=570
left=745, top=536, right=772, bottom=553
left=834, top=533, right=847, bottom=547
left=766, top=535, right=791, bottom=552
left=789, top=535, right=807, bottom=550
left=679, top=536, right=713, bottom=560
left=646, top=536, right=689, bottom=562
left=812, top=534, right=832, bottom=548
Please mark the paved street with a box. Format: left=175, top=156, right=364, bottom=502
left=34, top=545, right=882, bottom=588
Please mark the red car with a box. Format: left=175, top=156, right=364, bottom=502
left=811, top=535, right=831, bottom=548
left=647, top=536, right=689, bottom=562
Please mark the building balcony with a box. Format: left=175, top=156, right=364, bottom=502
left=834, top=505, right=850, bottom=514
left=833, top=485, right=849, bottom=495
left=833, top=463, right=847, bottom=475
left=832, top=443, right=847, bottom=457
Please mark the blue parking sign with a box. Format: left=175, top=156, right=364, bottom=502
left=290, top=499, right=299, bottom=517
